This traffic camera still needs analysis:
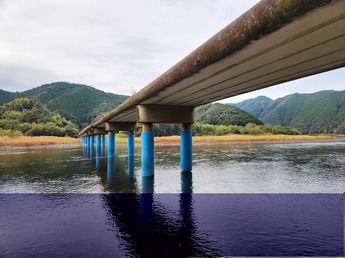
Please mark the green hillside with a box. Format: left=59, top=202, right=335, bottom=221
left=0, top=90, right=18, bottom=105
left=195, top=103, right=263, bottom=126
left=231, top=90, right=345, bottom=134
left=2, top=82, right=129, bottom=128
left=231, top=96, right=273, bottom=118
left=0, top=98, right=79, bottom=137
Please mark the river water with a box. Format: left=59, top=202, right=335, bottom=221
left=0, top=141, right=344, bottom=257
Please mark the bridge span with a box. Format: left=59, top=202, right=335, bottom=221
left=79, top=0, right=345, bottom=176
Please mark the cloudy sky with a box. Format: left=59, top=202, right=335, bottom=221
left=0, top=0, right=344, bottom=103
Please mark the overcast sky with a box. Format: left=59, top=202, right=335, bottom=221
left=0, top=0, right=344, bottom=103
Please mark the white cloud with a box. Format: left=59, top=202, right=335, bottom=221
left=1, top=0, right=343, bottom=102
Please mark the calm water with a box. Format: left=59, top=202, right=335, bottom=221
left=0, top=141, right=344, bottom=256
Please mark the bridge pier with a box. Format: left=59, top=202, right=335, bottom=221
left=86, top=135, right=90, bottom=148
left=107, top=131, right=116, bottom=157
left=102, top=135, right=106, bottom=152
left=95, top=134, right=101, bottom=151
left=180, top=123, right=192, bottom=173
left=141, top=123, right=154, bottom=177
left=138, top=105, right=194, bottom=177
left=89, top=135, right=94, bottom=150
left=128, top=131, right=135, bottom=156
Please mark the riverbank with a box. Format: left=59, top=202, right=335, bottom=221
left=0, top=136, right=82, bottom=148
left=0, top=134, right=339, bottom=149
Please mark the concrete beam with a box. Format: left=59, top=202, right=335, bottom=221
left=93, top=128, right=106, bottom=135
left=137, top=105, right=194, bottom=123
left=105, top=122, right=137, bottom=132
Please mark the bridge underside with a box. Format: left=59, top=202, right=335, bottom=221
left=86, top=0, right=345, bottom=130
left=80, top=0, right=345, bottom=177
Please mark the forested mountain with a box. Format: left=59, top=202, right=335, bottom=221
left=0, top=90, right=18, bottom=105
left=4, top=82, right=342, bottom=135
left=231, top=96, right=273, bottom=118
left=195, top=103, right=263, bottom=126
left=231, top=90, right=345, bottom=134
left=2, top=82, right=129, bottom=128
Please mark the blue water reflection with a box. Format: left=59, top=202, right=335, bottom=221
left=0, top=193, right=342, bottom=257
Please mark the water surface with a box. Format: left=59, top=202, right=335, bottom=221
left=0, top=141, right=344, bottom=257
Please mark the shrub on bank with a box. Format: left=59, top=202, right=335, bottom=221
left=0, top=129, right=23, bottom=137
left=192, top=122, right=302, bottom=136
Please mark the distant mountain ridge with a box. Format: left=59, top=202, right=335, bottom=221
left=3, top=82, right=344, bottom=134
left=1, top=82, right=263, bottom=131
left=1, top=82, right=129, bottom=128
left=231, top=90, right=345, bottom=134
left=195, top=103, right=263, bottom=126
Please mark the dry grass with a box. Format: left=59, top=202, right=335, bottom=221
left=0, top=136, right=82, bottom=147
left=1, top=134, right=335, bottom=147
left=190, top=134, right=334, bottom=142
left=116, top=134, right=334, bottom=144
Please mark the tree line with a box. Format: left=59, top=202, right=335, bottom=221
left=0, top=98, right=79, bottom=137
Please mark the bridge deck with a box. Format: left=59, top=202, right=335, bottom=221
left=80, top=0, right=345, bottom=135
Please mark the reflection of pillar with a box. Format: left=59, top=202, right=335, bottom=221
left=181, top=172, right=193, bottom=193
left=107, top=156, right=115, bottom=182
left=96, top=149, right=101, bottom=170
left=140, top=176, right=154, bottom=222
left=96, top=135, right=101, bottom=151
left=181, top=123, right=192, bottom=173
left=142, top=175, right=154, bottom=193
left=108, top=131, right=115, bottom=157
left=128, top=155, right=135, bottom=175
left=128, top=131, right=135, bottom=156
left=142, top=123, right=154, bottom=177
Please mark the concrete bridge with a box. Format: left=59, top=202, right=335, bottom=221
left=79, top=0, right=345, bottom=177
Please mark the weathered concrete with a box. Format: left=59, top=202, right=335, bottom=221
left=105, top=122, right=136, bottom=132
left=93, top=128, right=106, bottom=135
left=137, top=105, right=194, bottom=123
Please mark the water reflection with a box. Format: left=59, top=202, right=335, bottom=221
left=101, top=193, right=218, bottom=257
left=141, top=176, right=154, bottom=193
left=107, top=156, right=115, bottom=182
left=128, top=154, right=135, bottom=175
left=100, top=193, right=343, bottom=257
left=181, top=173, right=193, bottom=193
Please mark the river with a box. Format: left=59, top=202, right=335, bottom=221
left=0, top=141, right=344, bottom=256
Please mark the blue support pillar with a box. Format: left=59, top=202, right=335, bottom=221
left=128, top=131, right=135, bottom=175
left=128, top=131, right=135, bottom=156
left=89, top=135, right=94, bottom=159
left=108, top=131, right=115, bottom=157
left=95, top=135, right=101, bottom=151
left=90, top=135, right=94, bottom=149
left=141, top=123, right=154, bottom=177
left=86, top=136, right=90, bottom=148
left=102, top=135, right=106, bottom=152
left=180, top=123, right=192, bottom=173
